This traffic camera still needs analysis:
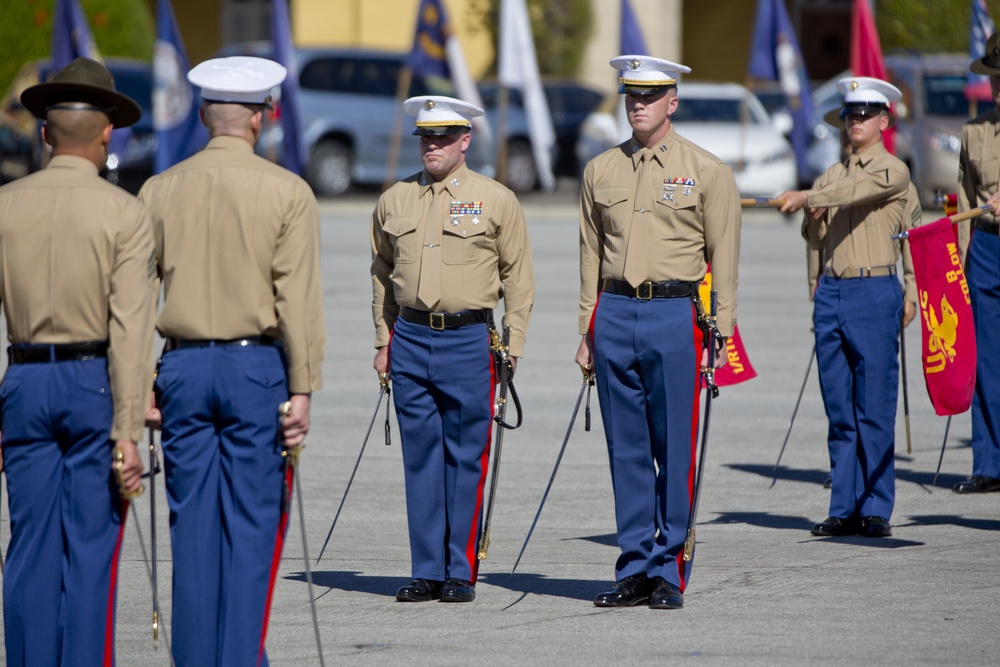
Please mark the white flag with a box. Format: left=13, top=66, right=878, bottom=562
left=498, top=0, right=556, bottom=191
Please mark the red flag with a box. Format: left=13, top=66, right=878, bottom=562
left=699, top=269, right=758, bottom=387
left=907, top=218, right=977, bottom=415
left=850, top=0, right=896, bottom=153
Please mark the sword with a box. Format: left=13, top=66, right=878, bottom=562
left=511, top=365, right=594, bottom=573
left=769, top=343, right=816, bottom=488
left=933, top=415, right=952, bottom=487
left=684, top=290, right=722, bottom=562
left=279, top=401, right=325, bottom=667
left=315, top=374, right=389, bottom=564
left=148, top=427, right=161, bottom=649
left=899, top=314, right=912, bottom=454
left=478, top=324, right=513, bottom=561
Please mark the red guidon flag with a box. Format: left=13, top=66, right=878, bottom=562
left=908, top=217, right=977, bottom=415
left=699, top=268, right=757, bottom=387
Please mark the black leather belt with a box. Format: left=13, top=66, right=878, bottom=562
left=823, top=264, right=897, bottom=279
left=399, top=307, right=490, bottom=331
left=164, top=335, right=279, bottom=351
left=603, top=279, right=697, bottom=300
left=8, top=341, right=108, bottom=364
left=974, top=218, right=1000, bottom=234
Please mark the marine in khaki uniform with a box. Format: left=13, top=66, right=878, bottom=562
left=953, top=32, right=1000, bottom=494
left=803, top=129, right=921, bottom=490
left=576, top=56, right=740, bottom=610
left=138, top=57, right=324, bottom=667
left=778, top=76, right=912, bottom=538
left=371, top=95, right=534, bottom=604
left=0, top=57, right=156, bottom=665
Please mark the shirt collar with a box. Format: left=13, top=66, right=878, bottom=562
left=46, top=154, right=100, bottom=174
left=630, top=128, right=673, bottom=168
left=419, top=162, right=470, bottom=199
left=852, top=139, right=887, bottom=168
left=206, top=135, right=255, bottom=153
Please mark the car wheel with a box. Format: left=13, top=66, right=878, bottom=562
left=504, top=140, right=537, bottom=193
left=308, top=139, right=352, bottom=197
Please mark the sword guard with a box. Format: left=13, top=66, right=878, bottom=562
left=113, top=446, right=145, bottom=499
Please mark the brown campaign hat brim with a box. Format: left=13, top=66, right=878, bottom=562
left=20, top=58, right=141, bottom=128
left=970, top=58, right=1000, bottom=76
left=823, top=106, right=896, bottom=129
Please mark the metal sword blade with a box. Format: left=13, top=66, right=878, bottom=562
left=293, top=459, right=326, bottom=666
left=933, top=415, right=952, bottom=487
left=511, top=375, right=590, bottom=573
left=770, top=344, right=816, bottom=489
left=315, top=382, right=387, bottom=564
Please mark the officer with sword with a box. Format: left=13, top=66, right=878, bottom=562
left=371, top=95, right=534, bottom=603
left=576, top=55, right=740, bottom=610
left=139, top=56, right=325, bottom=665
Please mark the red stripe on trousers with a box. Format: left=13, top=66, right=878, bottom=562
left=103, top=499, right=130, bottom=667
left=677, top=306, right=705, bottom=591
left=258, top=463, right=293, bottom=667
left=464, top=331, right=496, bottom=584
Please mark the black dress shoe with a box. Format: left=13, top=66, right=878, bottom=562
left=953, top=475, right=1000, bottom=494
left=396, top=578, right=443, bottom=602
left=594, top=574, right=653, bottom=607
left=648, top=577, right=684, bottom=610
left=861, top=516, right=892, bottom=538
left=440, top=578, right=476, bottom=603
left=810, top=516, right=860, bottom=537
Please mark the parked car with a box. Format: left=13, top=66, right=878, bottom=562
left=885, top=53, right=972, bottom=208
left=0, top=58, right=155, bottom=193
left=217, top=43, right=546, bottom=196
left=575, top=81, right=797, bottom=197
left=478, top=80, right=603, bottom=177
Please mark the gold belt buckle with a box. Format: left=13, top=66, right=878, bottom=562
left=635, top=282, right=653, bottom=300
left=429, top=312, right=446, bottom=331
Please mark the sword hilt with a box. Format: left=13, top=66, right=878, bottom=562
left=113, top=446, right=145, bottom=499
left=477, top=529, right=491, bottom=561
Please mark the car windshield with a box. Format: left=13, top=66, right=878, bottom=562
left=673, top=97, right=762, bottom=125
left=923, top=75, right=970, bottom=116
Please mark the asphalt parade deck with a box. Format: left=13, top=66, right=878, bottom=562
left=1, top=191, right=996, bottom=665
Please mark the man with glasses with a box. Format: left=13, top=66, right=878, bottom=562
left=778, top=77, right=912, bottom=538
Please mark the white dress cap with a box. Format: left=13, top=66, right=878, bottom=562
left=188, top=57, right=287, bottom=105
left=836, top=76, right=902, bottom=106
left=610, top=55, right=691, bottom=94
left=403, top=95, right=484, bottom=135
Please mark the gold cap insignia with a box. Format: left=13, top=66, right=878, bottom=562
left=425, top=99, right=436, bottom=110
left=850, top=80, right=859, bottom=91
left=629, top=58, right=641, bottom=70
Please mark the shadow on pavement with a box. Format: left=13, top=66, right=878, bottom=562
left=291, top=570, right=400, bottom=599
left=704, top=511, right=815, bottom=531
left=479, top=572, right=608, bottom=602
left=898, top=514, right=1000, bottom=531
left=566, top=532, right=617, bottom=547
left=727, top=462, right=828, bottom=486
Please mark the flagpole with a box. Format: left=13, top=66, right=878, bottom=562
left=495, top=86, right=510, bottom=187
left=382, top=67, right=413, bottom=193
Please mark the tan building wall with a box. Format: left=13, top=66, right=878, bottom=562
left=294, top=0, right=495, bottom=78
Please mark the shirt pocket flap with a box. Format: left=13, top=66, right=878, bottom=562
left=442, top=217, right=488, bottom=239
left=594, top=186, right=630, bottom=208
left=383, top=216, right=420, bottom=238
left=656, top=184, right=701, bottom=211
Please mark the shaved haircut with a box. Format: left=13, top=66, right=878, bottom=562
left=45, top=106, right=112, bottom=150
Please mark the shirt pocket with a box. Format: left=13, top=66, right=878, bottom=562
left=593, top=186, right=630, bottom=237
left=655, top=184, right=701, bottom=237
left=443, top=217, right=490, bottom=265
left=383, top=216, right=421, bottom=265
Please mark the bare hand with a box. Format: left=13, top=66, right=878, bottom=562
left=144, top=391, right=161, bottom=429
left=575, top=335, right=593, bottom=371
left=112, top=440, right=144, bottom=497
left=700, top=338, right=728, bottom=371
left=280, top=394, right=311, bottom=448
left=373, top=346, right=390, bottom=375
left=986, top=193, right=1000, bottom=215
left=777, top=191, right=809, bottom=214
left=903, top=301, right=917, bottom=328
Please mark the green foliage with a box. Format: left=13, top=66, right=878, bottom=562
left=1, top=0, right=154, bottom=95
left=469, top=0, right=593, bottom=78
left=877, top=0, right=1000, bottom=52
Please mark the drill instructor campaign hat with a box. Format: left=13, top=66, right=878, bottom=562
left=21, top=57, right=142, bottom=128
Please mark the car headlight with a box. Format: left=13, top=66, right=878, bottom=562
left=928, top=132, right=961, bottom=154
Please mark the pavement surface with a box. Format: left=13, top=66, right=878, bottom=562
left=1, top=186, right=998, bottom=665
